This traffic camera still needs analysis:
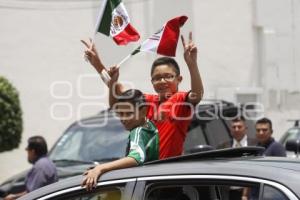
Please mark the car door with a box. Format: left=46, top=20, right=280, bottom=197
left=28, top=179, right=136, bottom=200
left=132, top=175, right=298, bottom=200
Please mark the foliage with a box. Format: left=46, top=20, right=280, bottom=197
left=0, top=76, right=23, bottom=152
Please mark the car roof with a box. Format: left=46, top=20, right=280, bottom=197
left=21, top=148, right=300, bottom=200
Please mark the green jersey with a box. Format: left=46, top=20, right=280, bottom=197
left=127, top=119, right=159, bottom=165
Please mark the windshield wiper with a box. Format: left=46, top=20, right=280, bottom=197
left=52, top=159, right=95, bottom=165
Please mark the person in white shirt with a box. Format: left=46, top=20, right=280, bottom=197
left=218, top=116, right=257, bottom=149
left=218, top=116, right=257, bottom=200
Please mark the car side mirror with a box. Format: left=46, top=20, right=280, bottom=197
left=185, top=145, right=215, bottom=154
left=285, top=139, right=300, bottom=158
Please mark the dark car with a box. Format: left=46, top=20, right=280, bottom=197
left=0, top=100, right=256, bottom=196
left=279, top=120, right=300, bottom=158
left=183, top=100, right=256, bottom=153
left=0, top=111, right=128, bottom=197
left=19, top=147, right=300, bottom=200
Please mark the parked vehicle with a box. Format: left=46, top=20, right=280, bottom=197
left=0, top=111, right=128, bottom=197
left=19, top=147, right=300, bottom=200
left=279, top=120, right=300, bottom=158
left=0, top=100, right=256, bottom=197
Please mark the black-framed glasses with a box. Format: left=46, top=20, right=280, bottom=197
left=151, top=74, right=177, bottom=84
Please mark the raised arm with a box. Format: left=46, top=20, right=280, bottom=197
left=81, top=39, right=125, bottom=107
left=181, top=32, right=204, bottom=105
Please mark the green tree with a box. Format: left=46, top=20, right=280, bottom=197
left=0, top=76, right=23, bottom=152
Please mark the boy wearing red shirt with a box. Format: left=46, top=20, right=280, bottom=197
left=82, top=32, right=204, bottom=159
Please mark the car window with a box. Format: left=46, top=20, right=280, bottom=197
left=50, top=185, right=126, bottom=200
left=143, top=181, right=260, bottom=200
left=184, top=118, right=232, bottom=150
left=262, top=185, right=289, bottom=200
left=280, top=128, right=300, bottom=147
left=49, top=119, right=128, bottom=163
left=184, top=106, right=257, bottom=150
left=50, top=129, right=84, bottom=161
left=205, top=119, right=231, bottom=147
left=184, top=123, right=207, bottom=149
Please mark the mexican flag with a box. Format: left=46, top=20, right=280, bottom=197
left=131, top=16, right=188, bottom=57
left=95, top=0, right=140, bottom=45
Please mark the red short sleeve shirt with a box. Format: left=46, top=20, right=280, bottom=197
left=144, top=91, right=194, bottom=159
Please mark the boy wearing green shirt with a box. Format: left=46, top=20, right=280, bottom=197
left=82, top=89, right=159, bottom=191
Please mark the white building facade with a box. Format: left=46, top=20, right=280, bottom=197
left=0, top=0, right=299, bottom=181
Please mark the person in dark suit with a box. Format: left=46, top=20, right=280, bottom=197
left=218, top=116, right=257, bottom=149
left=218, top=116, right=257, bottom=200
left=248, top=118, right=287, bottom=200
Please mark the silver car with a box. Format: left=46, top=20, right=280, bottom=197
left=19, top=147, right=300, bottom=200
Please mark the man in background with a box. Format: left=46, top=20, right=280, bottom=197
left=256, top=117, right=286, bottom=157
left=4, top=136, right=58, bottom=200
left=218, top=116, right=257, bottom=149
left=218, top=116, right=257, bottom=200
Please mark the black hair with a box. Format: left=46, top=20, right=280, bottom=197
left=256, top=117, right=273, bottom=131
left=151, top=57, right=180, bottom=76
left=232, top=116, right=246, bottom=123
left=117, top=89, right=146, bottom=108
left=27, top=135, right=48, bottom=157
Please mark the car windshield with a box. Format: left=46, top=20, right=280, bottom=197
left=281, top=128, right=300, bottom=146
left=49, top=118, right=128, bottom=163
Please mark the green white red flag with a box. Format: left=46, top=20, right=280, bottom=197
left=131, top=16, right=188, bottom=57
left=95, top=0, right=140, bottom=45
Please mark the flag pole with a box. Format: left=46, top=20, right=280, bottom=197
left=116, top=45, right=140, bottom=68
left=91, top=0, right=111, bottom=85
left=116, top=54, right=132, bottom=68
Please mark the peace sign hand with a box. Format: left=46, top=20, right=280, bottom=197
left=81, top=38, right=105, bottom=73
left=181, top=32, right=198, bottom=67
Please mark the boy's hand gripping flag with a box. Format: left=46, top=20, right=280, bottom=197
left=95, top=0, right=140, bottom=45
left=117, top=16, right=188, bottom=66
